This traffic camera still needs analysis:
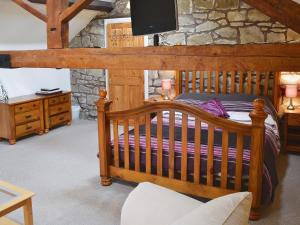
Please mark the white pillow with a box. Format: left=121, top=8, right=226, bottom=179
left=171, top=192, right=252, bottom=225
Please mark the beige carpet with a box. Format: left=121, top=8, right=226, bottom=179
left=0, top=120, right=299, bottom=225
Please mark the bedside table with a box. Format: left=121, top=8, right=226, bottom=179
left=284, top=108, right=300, bottom=153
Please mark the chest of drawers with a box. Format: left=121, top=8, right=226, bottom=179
left=0, top=96, right=44, bottom=145
left=284, top=109, right=300, bottom=153
left=0, top=92, right=72, bottom=144
left=44, top=92, right=72, bottom=133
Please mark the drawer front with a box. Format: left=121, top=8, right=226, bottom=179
left=49, top=103, right=70, bottom=116
left=16, top=120, right=41, bottom=137
left=288, top=114, right=300, bottom=126
left=49, top=94, right=70, bottom=106
left=15, top=109, right=40, bottom=125
left=15, top=101, right=40, bottom=114
left=50, top=112, right=70, bottom=127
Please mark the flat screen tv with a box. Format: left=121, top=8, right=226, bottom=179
left=130, top=0, right=178, bottom=36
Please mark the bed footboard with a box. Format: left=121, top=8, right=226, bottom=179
left=97, top=90, right=267, bottom=220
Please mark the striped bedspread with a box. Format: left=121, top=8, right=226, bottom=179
left=111, top=98, right=280, bottom=205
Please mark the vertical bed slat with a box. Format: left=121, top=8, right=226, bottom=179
left=113, top=120, right=119, bottom=168
left=181, top=113, right=188, bottom=181
left=247, top=71, right=252, bottom=94
left=157, top=111, right=163, bottom=176
left=230, top=71, right=235, bottom=94
left=169, top=110, right=175, bottom=179
left=207, top=71, right=212, bottom=94
left=256, top=72, right=261, bottom=96
left=124, top=120, right=130, bottom=170
left=221, top=130, right=229, bottom=188
left=239, top=72, right=244, bottom=94
left=146, top=114, right=151, bottom=174
left=215, top=71, right=219, bottom=95
left=235, top=134, right=244, bottom=191
left=134, top=119, right=140, bottom=172
left=194, top=118, right=201, bottom=184
left=185, top=70, right=189, bottom=94
left=200, top=71, right=204, bottom=93
left=207, top=125, right=214, bottom=186
left=192, top=71, right=197, bottom=93
left=222, top=71, right=227, bottom=94
left=175, top=70, right=182, bottom=95
left=264, top=72, right=270, bottom=96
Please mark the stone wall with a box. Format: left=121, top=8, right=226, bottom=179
left=70, top=0, right=300, bottom=119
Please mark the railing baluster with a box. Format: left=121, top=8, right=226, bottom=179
left=239, top=72, right=244, bottom=94
left=235, top=133, right=244, bottom=191
left=264, top=72, right=270, bottom=96
left=207, top=125, right=214, bottom=186
left=181, top=113, right=188, bottom=181
left=113, top=120, right=119, bottom=167
left=157, top=111, right=163, bottom=176
left=124, top=120, right=130, bottom=170
left=185, top=70, right=189, bottom=94
left=200, top=71, right=204, bottom=93
left=215, top=71, right=219, bottom=95
left=194, top=118, right=201, bottom=184
left=146, top=114, right=151, bottom=174
left=192, top=71, right=196, bottom=93
left=230, top=71, right=235, bottom=94
left=134, top=119, right=140, bottom=172
left=207, top=71, right=212, bottom=94
left=222, top=71, right=227, bottom=94
left=221, top=130, right=229, bottom=188
left=256, top=72, right=261, bottom=96
left=169, top=110, right=175, bottom=179
left=247, top=71, right=252, bottom=95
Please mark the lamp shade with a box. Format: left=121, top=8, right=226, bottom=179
left=280, top=72, right=300, bottom=85
left=161, top=79, right=172, bottom=90
left=285, top=85, right=298, bottom=98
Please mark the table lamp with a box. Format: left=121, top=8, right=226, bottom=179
left=161, top=79, right=172, bottom=100
left=285, top=85, right=298, bottom=110
left=280, top=72, right=300, bottom=110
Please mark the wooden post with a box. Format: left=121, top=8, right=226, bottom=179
left=249, top=99, right=267, bottom=220
left=97, top=90, right=112, bottom=186
left=47, top=0, right=69, bottom=49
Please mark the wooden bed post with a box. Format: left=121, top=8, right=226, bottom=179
left=249, top=99, right=267, bottom=220
left=97, top=90, right=112, bottom=186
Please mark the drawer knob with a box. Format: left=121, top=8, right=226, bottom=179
left=26, top=126, right=33, bottom=130
left=59, top=117, right=64, bottom=121
left=58, top=107, right=63, bottom=111
left=25, top=115, right=32, bottom=119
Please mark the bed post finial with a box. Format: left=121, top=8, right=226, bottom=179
left=249, top=98, right=268, bottom=220
left=96, top=89, right=112, bottom=186
left=99, top=89, right=107, bottom=100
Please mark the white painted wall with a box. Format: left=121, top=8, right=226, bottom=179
left=0, top=0, right=99, bottom=98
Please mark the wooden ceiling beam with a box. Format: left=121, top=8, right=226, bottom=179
left=11, top=0, right=47, bottom=22
left=244, top=0, right=300, bottom=33
left=47, top=0, right=69, bottom=49
left=60, top=0, right=94, bottom=23
left=1, top=44, right=300, bottom=71
left=28, top=0, right=114, bottom=12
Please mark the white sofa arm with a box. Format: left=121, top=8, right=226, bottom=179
left=120, top=182, right=203, bottom=225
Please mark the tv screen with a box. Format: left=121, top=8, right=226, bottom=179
left=130, top=0, right=178, bottom=36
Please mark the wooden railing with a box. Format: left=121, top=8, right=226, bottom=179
left=175, top=70, right=280, bottom=109
left=97, top=90, right=267, bottom=219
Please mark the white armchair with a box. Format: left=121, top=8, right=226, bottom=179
left=121, top=182, right=252, bottom=225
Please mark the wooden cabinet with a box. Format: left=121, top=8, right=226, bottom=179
left=284, top=109, right=300, bottom=153
left=0, top=95, right=44, bottom=145
left=0, top=92, right=72, bottom=144
left=44, top=92, right=72, bottom=133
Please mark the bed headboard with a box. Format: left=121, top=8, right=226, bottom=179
left=175, top=70, right=281, bottom=110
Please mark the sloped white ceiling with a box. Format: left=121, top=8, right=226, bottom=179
left=0, top=0, right=102, bottom=49
left=293, top=0, right=300, bottom=3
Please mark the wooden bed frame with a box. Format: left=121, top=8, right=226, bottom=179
left=97, top=71, right=281, bottom=220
